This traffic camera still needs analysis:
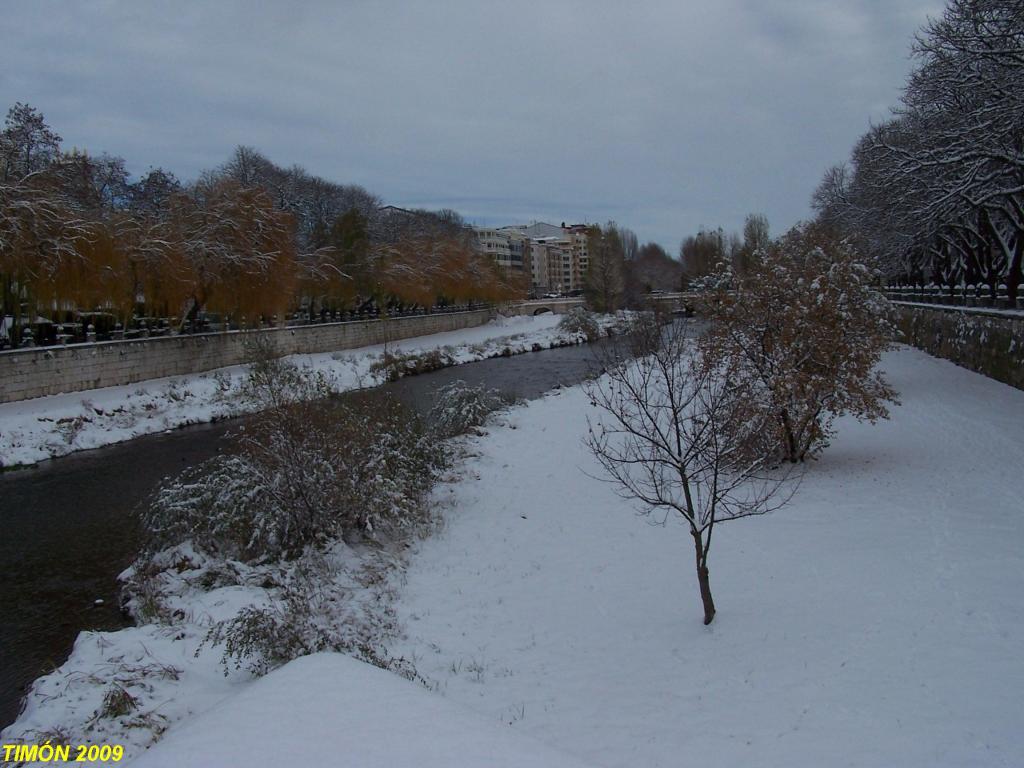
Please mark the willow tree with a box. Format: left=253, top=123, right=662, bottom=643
left=0, top=178, right=87, bottom=344
left=174, top=180, right=298, bottom=327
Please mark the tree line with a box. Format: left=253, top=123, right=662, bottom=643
left=0, top=104, right=521, bottom=348
left=581, top=213, right=773, bottom=313
left=812, top=0, right=1024, bottom=301
left=678, top=213, right=771, bottom=288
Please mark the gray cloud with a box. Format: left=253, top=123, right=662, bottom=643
left=0, top=0, right=943, bottom=250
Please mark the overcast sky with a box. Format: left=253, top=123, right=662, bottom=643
left=1, top=0, right=943, bottom=251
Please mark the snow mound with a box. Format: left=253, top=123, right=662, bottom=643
left=129, top=653, right=595, bottom=768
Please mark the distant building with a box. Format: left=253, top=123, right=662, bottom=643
left=476, top=222, right=592, bottom=295
left=510, top=222, right=567, bottom=240
left=473, top=227, right=515, bottom=271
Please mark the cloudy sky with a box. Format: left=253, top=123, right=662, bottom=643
left=1, top=0, right=942, bottom=251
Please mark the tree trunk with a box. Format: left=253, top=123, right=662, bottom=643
left=1007, top=237, right=1022, bottom=304
left=692, top=529, right=716, bottom=625
left=780, top=408, right=799, bottom=463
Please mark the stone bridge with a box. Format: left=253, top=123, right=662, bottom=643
left=504, top=298, right=586, bottom=316
left=643, top=292, right=699, bottom=315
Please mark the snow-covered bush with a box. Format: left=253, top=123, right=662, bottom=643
left=369, top=348, right=454, bottom=382
left=140, top=390, right=447, bottom=563
left=687, top=266, right=734, bottom=294
left=700, top=223, right=896, bottom=463
left=239, top=335, right=336, bottom=409
left=428, top=380, right=513, bottom=438
left=558, top=308, right=601, bottom=341
left=202, top=550, right=417, bottom=678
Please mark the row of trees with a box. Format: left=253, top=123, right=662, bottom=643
left=584, top=223, right=688, bottom=311
left=0, top=104, right=521, bottom=348
left=812, top=0, right=1024, bottom=300
left=583, top=212, right=774, bottom=313
left=678, top=213, right=770, bottom=286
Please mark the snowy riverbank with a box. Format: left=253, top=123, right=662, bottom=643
left=0, top=313, right=598, bottom=469
left=128, top=653, right=596, bottom=768
left=4, top=345, right=1023, bottom=766
left=385, top=345, right=1024, bottom=767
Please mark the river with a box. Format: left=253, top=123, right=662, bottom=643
left=0, top=341, right=608, bottom=729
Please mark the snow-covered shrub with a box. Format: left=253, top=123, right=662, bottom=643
left=687, top=266, right=734, bottom=294
left=55, top=415, right=89, bottom=444
left=558, top=307, right=600, bottom=341
left=204, top=552, right=376, bottom=673
left=201, top=549, right=426, bottom=684
left=369, top=348, right=454, bottom=382
left=240, top=335, right=336, bottom=409
left=140, top=390, right=447, bottom=562
left=99, top=684, right=138, bottom=719
left=211, top=370, right=233, bottom=395
left=428, top=380, right=513, bottom=438
left=601, top=311, right=635, bottom=337
left=700, top=222, right=896, bottom=463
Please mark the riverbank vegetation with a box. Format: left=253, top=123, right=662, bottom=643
left=24, top=365, right=517, bottom=750
left=0, top=314, right=613, bottom=469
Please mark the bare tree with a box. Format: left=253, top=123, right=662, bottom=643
left=586, top=317, right=794, bottom=624
left=585, top=222, right=626, bottom=312
left=619, top=226, right=639, bottom=262
left=0, top=103, right=62, bottom=183
left=679, top=227, right=733, bottom=283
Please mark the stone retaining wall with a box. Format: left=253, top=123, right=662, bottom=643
left=894, top=303, right=1024, bottom=390
left=0, top=310, right=493, bottom=404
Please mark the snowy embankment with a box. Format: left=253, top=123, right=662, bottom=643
left=5, top=345, right=1023, bottom=766
left=387, top=345, right=1024, bottom=767
left=0, top=313, right=586, bottom=468
left=128, top=653, right=594, bottom=768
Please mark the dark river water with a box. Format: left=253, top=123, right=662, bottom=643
left=0, top=341, right=608, bottom=730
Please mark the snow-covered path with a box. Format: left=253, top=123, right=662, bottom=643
left=391, top=346, right=1024, bottom=767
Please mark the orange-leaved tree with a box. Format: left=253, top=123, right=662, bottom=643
left=173, top=179, right=298, bottom=327
left=700, top=221, right=897, bottom=463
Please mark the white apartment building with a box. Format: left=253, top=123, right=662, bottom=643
left=473, top=222, right=592, bottom=296
left=473, top=227, right=515, bottom=270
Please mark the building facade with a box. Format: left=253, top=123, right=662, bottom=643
left=474, top=222, right=592, bottom=296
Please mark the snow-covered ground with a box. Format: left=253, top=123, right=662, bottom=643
left=387, top=345, right=1024, bottom=767
left=0, top=313, right=588, bottom=468
left=5, top=345, right=1023, bottom=766
left=128, top=653, right=595, bottom=768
